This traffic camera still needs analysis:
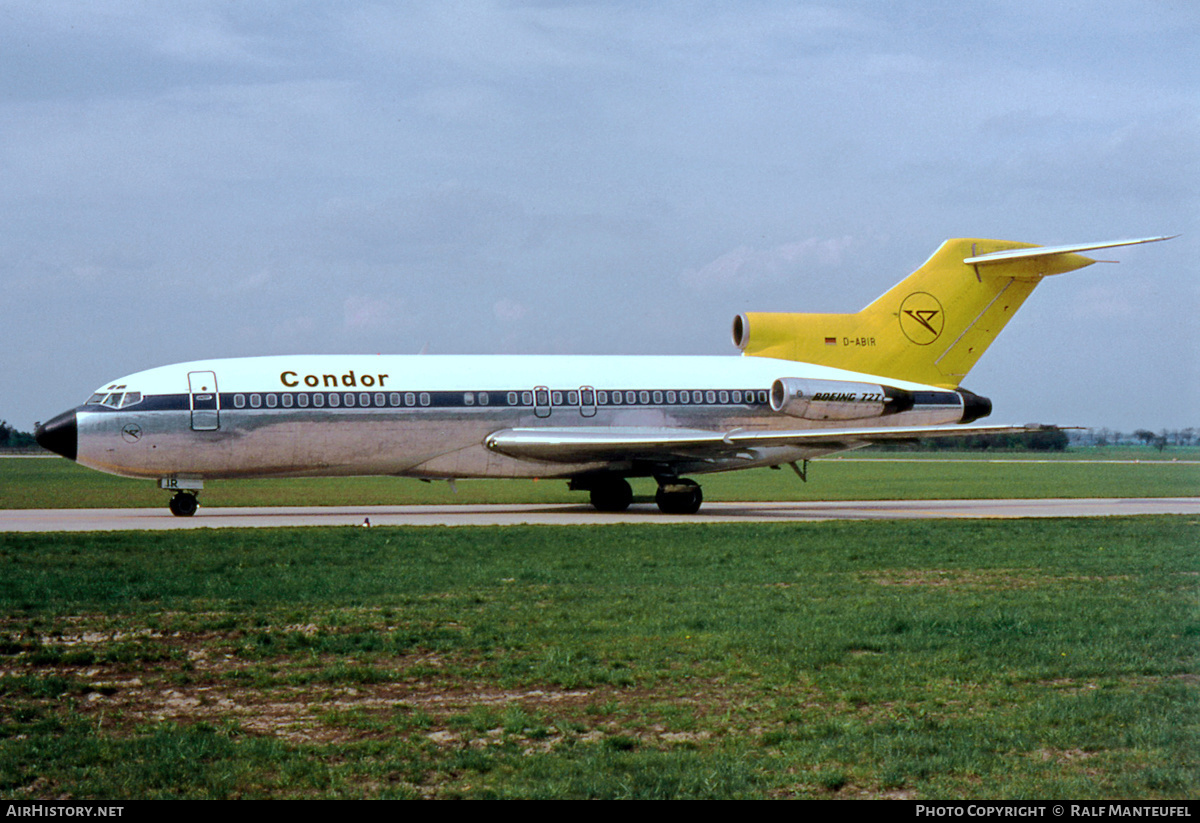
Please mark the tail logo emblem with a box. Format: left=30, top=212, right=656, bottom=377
left=899, top=292, right=945, bottom=345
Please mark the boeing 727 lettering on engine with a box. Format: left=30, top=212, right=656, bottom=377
left=35, top=235, right=1172, bottom=516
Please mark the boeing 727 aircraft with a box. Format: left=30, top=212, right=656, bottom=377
left=35, top=235, right=1171, bottom=516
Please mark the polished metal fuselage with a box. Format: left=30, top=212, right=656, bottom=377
left=68, top=354, right=967, bottom=483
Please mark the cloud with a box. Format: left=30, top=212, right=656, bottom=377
left=493, top=298, right=528, bottom=324
left=343, top=294, right=405, bottom=334
left=270, top=314, right=316, bottom=339
left=680, top=236, right=855, bottom=290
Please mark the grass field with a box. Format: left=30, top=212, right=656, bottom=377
left=2, top=447, right=1198, bottom=509
left=0, top=518, right=1196, bottom=799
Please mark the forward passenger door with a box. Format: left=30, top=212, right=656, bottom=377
left=188, top=371, right=220, bottom=431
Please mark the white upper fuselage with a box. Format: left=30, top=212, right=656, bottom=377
left=69, top=353, right=969, bottom=482
left=97, top=354, right=948, bottom=395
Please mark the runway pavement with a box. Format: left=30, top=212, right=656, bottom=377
left=2, top=498, right=1198, bottom=531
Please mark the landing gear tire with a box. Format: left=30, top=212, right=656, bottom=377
left=655, top=479, right=703, bottom=515
left=589, top=478, right=633, bottom=512
left=168, top=492, right=199, bottom=517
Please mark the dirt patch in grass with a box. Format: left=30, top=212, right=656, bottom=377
left=864, top=569, right=1133, bottom=589
left=5, top=624, right=708, bottom=751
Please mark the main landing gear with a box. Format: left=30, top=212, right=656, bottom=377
left=581, top=477, right=634, bottom=512
left=168, top=491, right=200, bottom=517
left=654, top=478, right=703, bottom=515
left=572, top=476, right=704, bottom=515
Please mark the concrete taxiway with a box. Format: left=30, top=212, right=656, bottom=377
left=2, top=498, right=1198, bottom=531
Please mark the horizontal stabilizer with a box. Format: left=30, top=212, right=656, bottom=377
left=963, top=236, right=1175, bottom=266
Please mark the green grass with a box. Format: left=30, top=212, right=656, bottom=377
left=2, top=447, right=1197, bottom=509
left=0, top=518, right=1196, bottom=798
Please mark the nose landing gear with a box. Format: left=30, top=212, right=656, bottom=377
left=160, top=478, right=203, bottom=517
left=168, top=492, right=200, bottom=517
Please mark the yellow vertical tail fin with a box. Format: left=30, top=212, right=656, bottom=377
left=733, top=236, right=1171, bottom=388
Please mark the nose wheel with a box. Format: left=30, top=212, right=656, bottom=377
left=168, top=492, right=200, bottom=517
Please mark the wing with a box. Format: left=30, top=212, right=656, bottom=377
left=485, top=424, right=1056, bottom=464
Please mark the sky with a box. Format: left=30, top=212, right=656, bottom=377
left=2, top=1, right=1197, bottom=433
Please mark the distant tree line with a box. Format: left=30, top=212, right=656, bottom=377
left=882, top=427, right=1200, bottom=452
left=0, top=421, right=37, bottom=450
left=1070, top=428, right=1197, bottom=450
left=877, top=427, right=1199, bottom=452
left=876, top=427, right=1072, bottom=452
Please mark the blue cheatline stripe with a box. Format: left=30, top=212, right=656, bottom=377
left=83, top=387, right=777, bottom=413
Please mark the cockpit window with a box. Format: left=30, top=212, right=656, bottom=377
left=85, top=391, right=143, bottom=408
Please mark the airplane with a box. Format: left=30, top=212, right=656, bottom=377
left=35, top=235, right=1172, bottom=517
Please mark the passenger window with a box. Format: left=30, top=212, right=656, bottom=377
left=329, top=393, right=340, bottom=407
left=313, top=393, right=324, bottom=407
left=522, top=391, right=533, bottom=405
left=507, top=392, right=518, bottom=405
left=719, top=391, right=729, bottom=404
left=250, top=394, right=261, bottom=408
left=298, top=393, right=310, bottom=407
left=405, top=392, right=416, bottom=406
left=419, top=392, right=430, bottom=406
left=374, top=393, right=384, bottom=407
left=652, top=391, right=662, bottom=404
left=282, top=394, right=294, bottom=408
left=266, top=394, right=278, bottom=408
left=234, top=394, right=246, bottom=409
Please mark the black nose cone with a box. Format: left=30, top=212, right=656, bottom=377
left=36, top=410, right=78, bottom=461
